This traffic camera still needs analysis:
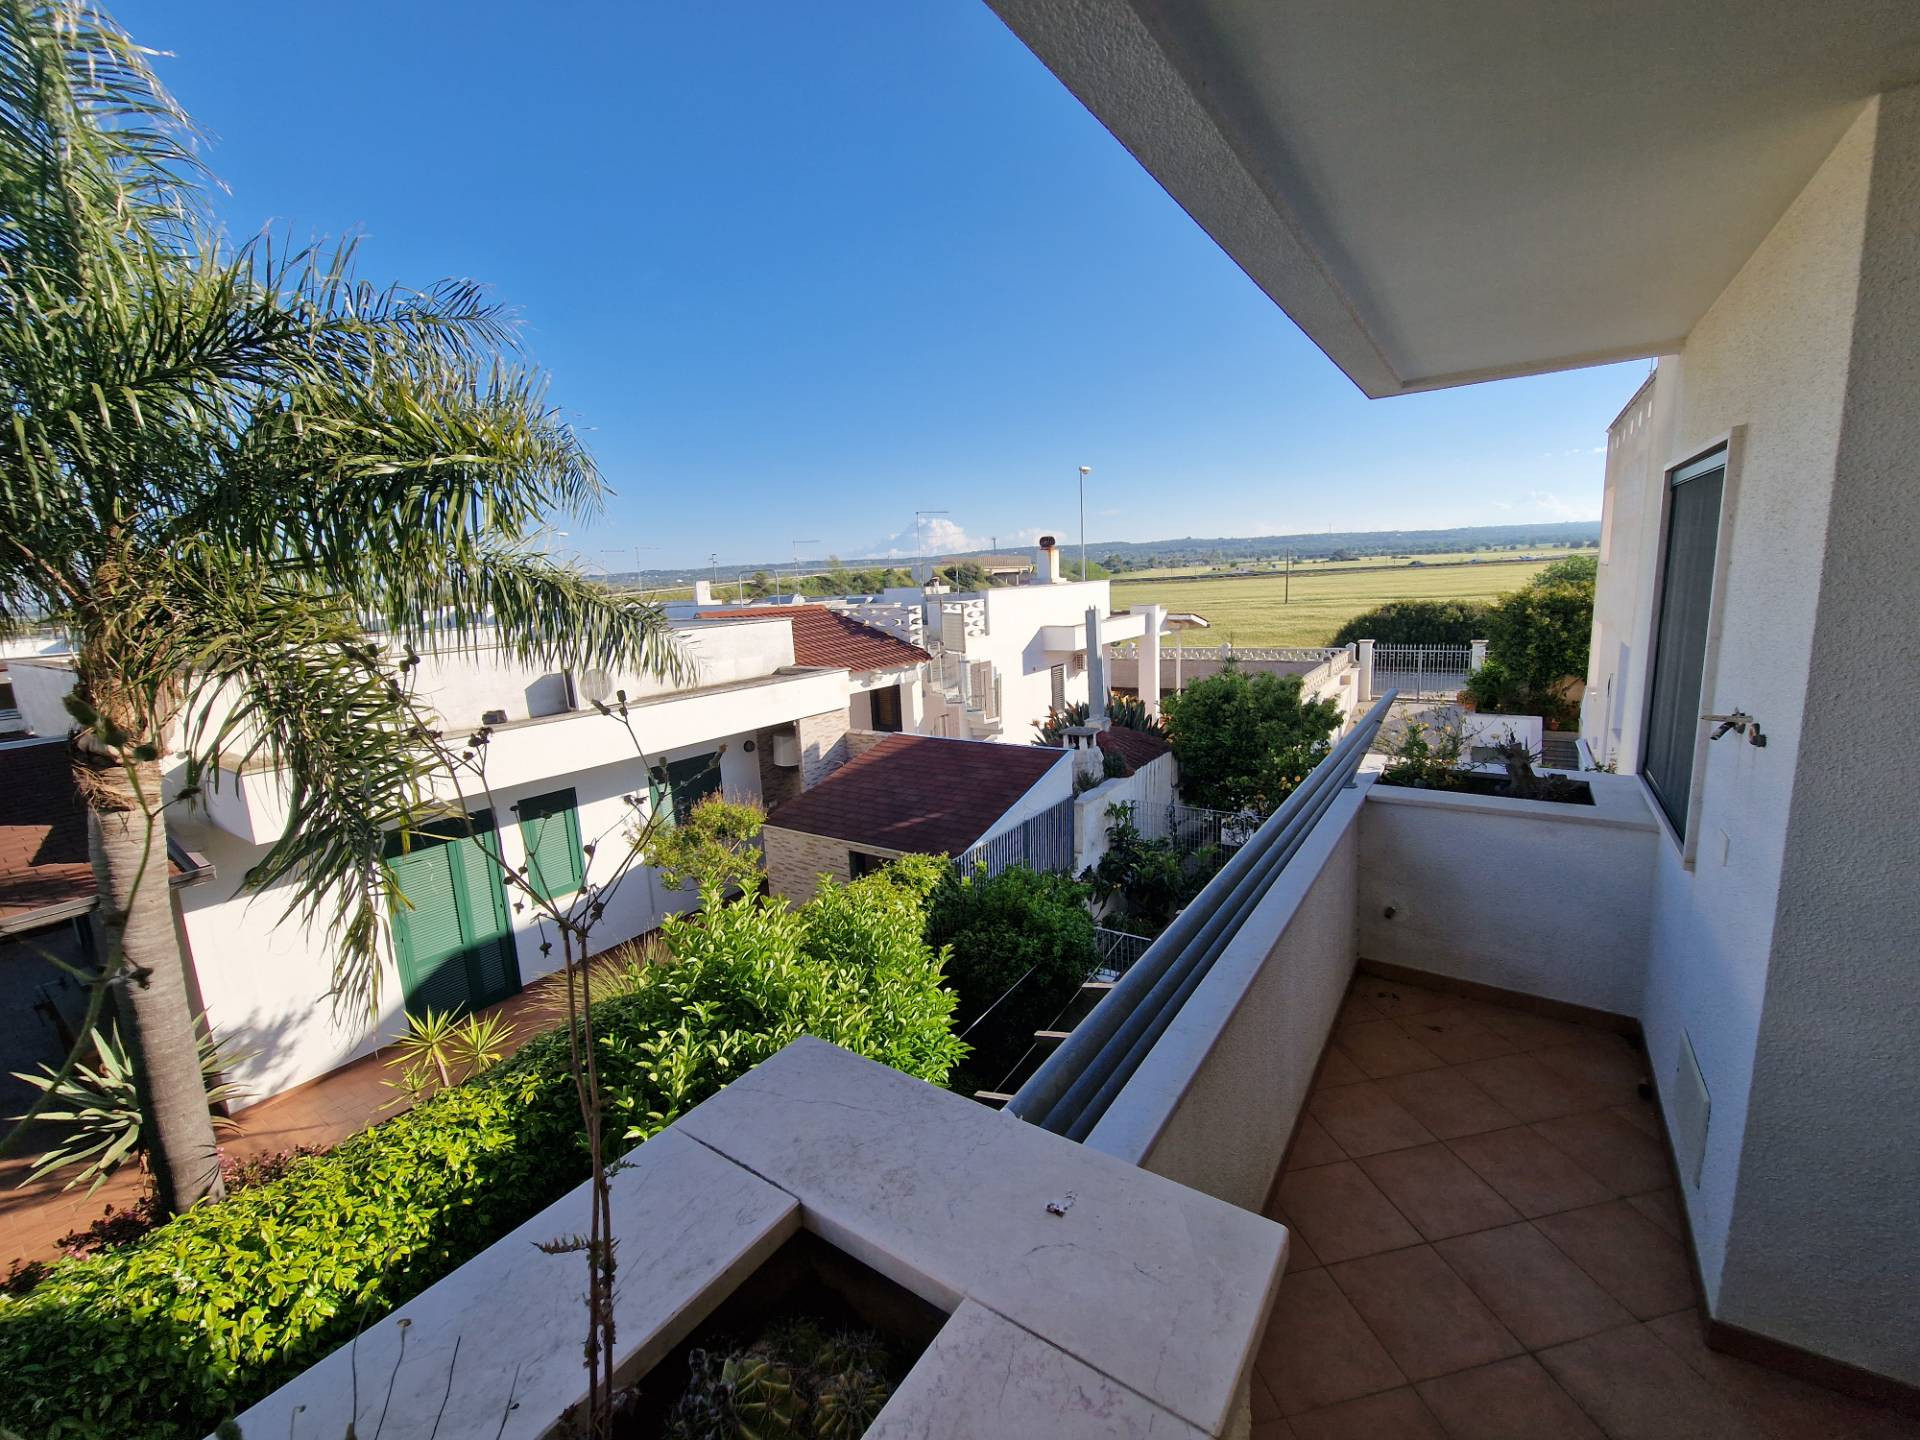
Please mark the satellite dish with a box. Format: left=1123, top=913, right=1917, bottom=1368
left=580, top=668, right=614, bottom=704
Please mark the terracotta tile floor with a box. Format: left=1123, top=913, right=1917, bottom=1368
left=1253, top=970, right=1920, bottom=1440
left=1, top=976, right=575, bottom=1270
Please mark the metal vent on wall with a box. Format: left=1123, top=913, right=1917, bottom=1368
left=1672, top=1029, right=1711, bottom=1188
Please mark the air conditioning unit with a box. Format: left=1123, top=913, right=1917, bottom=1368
left=771, top=732, right=801, bottom=768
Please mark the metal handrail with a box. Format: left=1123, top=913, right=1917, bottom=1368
left=1007, top=691, right=1396, bottom=1139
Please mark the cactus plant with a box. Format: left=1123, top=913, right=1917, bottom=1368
left=662, top=1320, right=898, bottom=1439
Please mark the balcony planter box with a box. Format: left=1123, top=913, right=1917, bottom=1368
left=616, top=1230, right=942, bottom=1437
left=1376, top=770, right=1594, bottom=806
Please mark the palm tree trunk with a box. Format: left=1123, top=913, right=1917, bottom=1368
left=78, top=744, right=225, bottom=1214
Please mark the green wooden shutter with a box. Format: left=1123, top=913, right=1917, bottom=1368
left=387, top=842, right=473, bottom=1017
left=517, top=788, right=584, bottom=901
left=664, top=753, right=722, bottom=823
left=385, top=811, right=522, bottom=1018
left=450, top=822, right=518, bottom=1004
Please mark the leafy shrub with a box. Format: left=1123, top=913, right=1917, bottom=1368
left=1378, top=720, right=1469, bottom=790
left=643, top=794, right=767, bottom=894
left=1083, top=805, right=1222, bottom=936
left=925, top=863, right=1097, bottom=1097
left=1162, top=668, right=1342, bottom=812
left=1328, top=599, right=1491, bottom=647
left=1466, top=564, right=1596, bottom=726
left=0, top=871, right=961, bottom=1440
left=41, top=1146, right=329, bottom=1265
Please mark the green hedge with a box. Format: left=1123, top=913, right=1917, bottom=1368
left=1327, top=599, right=1490, bottom=647
left=0, top=870, right=963, bottom=1440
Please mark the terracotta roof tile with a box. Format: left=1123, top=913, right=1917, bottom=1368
left=697, top=605, right=929, bottom=672
left=0, top=741, right=93, bottom=923
left=764, top=734, right=1065, bottom=856
left=0, top=740, right=203, bottom=927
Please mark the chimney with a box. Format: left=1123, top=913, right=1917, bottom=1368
left=693, top=579, right=715, bottom=606
left=1036, top=535, right=1063, bottom=585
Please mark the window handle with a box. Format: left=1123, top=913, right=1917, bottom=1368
left=1701, top=711, right=1766, bottom=746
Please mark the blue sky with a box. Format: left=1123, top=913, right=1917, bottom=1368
left=123, top=2, right=1646, bottom=571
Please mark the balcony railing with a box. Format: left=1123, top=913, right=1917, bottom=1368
left=1007, top=691, right=1394, bottom=1141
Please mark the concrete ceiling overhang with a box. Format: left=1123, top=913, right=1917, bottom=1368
left=988, top=0, right=1920, bottom=396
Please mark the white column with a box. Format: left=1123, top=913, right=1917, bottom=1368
left=1470, top=638, right=1489, bottom=673
left=1174, top=630, right=1184, bottom=695
left=1140, top=605, right=1164, bottom=718
left=1357, top=638, right=1376, bottom=704
left=1086, top=606, right=1108, bottom=722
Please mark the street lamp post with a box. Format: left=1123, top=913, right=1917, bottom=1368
left=1078, top=466, right=1091, bottom=583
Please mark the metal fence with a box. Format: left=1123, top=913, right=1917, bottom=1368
left=1112, top=641, right=1346, bottom=665
left=1123, top=800, right=1261, bottom=852
left=1092, top=925, right=1152, bottom=981
left=955, top=797, right=1074, bottom=878
left=1373, top=643, right=1473, bottom=699
left=1008, top=691, right=1397, bottom=1140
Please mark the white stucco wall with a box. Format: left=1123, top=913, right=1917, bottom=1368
left=1088, top=784, right=1363, bottom=1211
left=1710, top=87, right=1920, bottom=1384
left=1356, top=776, right=1657, bottom=1018
left=177, top=712, right=773, bottom=1100
left=6, top=656, right=77, bottom=738
left=1577, top=91, right=1920, bottom=1382
left=1607, top=100, right=1870, bottom=1315
left=964, top=580, right=1108, bottom=739
left=1070, top=750, right=1178, bottom=874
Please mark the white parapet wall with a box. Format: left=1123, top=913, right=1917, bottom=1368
left=1085, top=782, right=1366, bottom=1212
left=220, top=1039, right=1286, bottom=1440
left=1356, top=772, right=1659, bottom=1018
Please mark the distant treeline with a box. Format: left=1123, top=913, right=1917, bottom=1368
left=608, top=521, right=1601, bottom=589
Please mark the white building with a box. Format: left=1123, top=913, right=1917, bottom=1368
left=840, top=536, right=1166, bottom=742
left=4, top=612, right=921, bottom=1100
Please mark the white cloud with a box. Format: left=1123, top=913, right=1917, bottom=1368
left=1527, top=490, right=1600, bottom=521
left=863, top=516, right=986, bottom=559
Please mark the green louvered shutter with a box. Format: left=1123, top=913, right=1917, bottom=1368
left=451, top=821, right=518, bottom=1006
left=664, top=753, right=722, bottom=823
left=517, top=788, right=584, bottom=902
left=386, top=812, right=521, bottom=1017
left=388, top=842, right=473, bottom=1017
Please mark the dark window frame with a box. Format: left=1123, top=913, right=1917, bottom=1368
left=1641, top=445, right=1728, bottom=844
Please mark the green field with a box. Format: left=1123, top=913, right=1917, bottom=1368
left=1121, top=545, right=1585, bottom=581
left=1113, top=556, right=1557, bottom=647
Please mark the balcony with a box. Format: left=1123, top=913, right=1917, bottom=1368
left=222, top=705, right=1920, bottom=1439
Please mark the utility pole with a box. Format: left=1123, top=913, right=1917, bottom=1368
left=709, top=552, right=718, bottom=592
left=1285, top=549, right=1292, bottom=605
left=1078, top=466, right=1092, bottom=583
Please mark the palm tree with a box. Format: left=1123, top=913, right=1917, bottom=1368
left=0, top=3, right=684, bottom=1214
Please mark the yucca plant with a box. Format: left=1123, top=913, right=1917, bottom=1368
left=11, top=1018, right=248, bottom=1193
left=381, top=1008, right=517, bottom=1104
